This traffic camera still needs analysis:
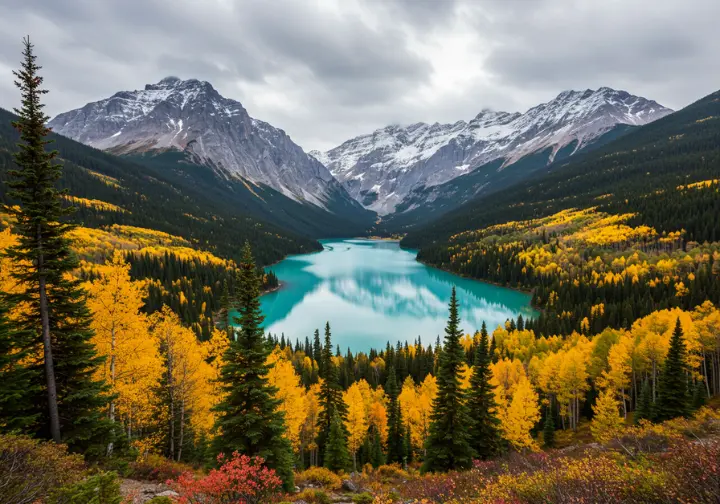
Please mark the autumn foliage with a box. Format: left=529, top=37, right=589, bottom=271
left=169, top=452, right=282, bottom=504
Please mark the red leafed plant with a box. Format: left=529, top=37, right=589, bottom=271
left=169, top=452, right=282, bottom=504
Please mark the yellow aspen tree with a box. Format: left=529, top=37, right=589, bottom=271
left=301, top=382, right=323, bottom=466
left=600, top=333, right=633, bottom=417
left=558, top=347, right=589, bottom=430
left=266, top=347, right=307, bottom=453
left=398, top=375, right=421, bottom=451
left=591, top=390, right=624, bottom=443
left=84, top=250, right=161, bottom=453
left=500, top=377, right=541, bottom=451
left=417, top=374, right=437, bottom=456
left=151, top=307, right=214, bottom=461
left=343, top=382, right=367, bottom=471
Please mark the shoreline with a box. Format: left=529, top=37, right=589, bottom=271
left=415, top=257, right=543, bottom=313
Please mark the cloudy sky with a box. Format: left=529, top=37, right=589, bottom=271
left=1, top=0, right=718, bottom=151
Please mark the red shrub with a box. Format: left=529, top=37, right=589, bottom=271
left=169, top=452, right=282, bottom=504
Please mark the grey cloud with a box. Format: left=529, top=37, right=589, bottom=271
left=0, top=0, right=718, bottom=151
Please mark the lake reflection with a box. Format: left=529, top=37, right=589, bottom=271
left=260, top=239, right=536, bottom=352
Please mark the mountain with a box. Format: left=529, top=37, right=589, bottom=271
left=0, top=107, right=320, bottom=266
left=314, top=87, right=672, bottom=215
left=401, top=88, right=720, bottom=250
left=48, top=76, right=374, bottom=224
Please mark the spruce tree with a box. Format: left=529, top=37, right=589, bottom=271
left=467, top=323, right=502, bottom=459
left=403, top=423, right=413, bottom=466
left=634, top=379, right=654, bottom=424
left=692, top=381, right=707, bottom=410
left=655, top=318, right=691, bottom=421
left=0, top=298, right=37, bottom=432
left=212, top=242, right=294, bottom=490
left=5, top=37, right=110, bottom=451
left=385, top=366, right=404, bottom=464
left=542, top=410, right=555, bottom=448
left=369, top=427, right=385, bottom=468
left=317, top=322, right=347, bottom=465
left=323, top=411, right=350, bottom=472
left=422, top=287, right=474, bottom=472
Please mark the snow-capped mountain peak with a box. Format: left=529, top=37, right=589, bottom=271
left=49, top=77, right=366, bottom=213
left=319, top=87, right=673, bottom=214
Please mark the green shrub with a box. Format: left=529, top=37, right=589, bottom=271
left=145, top=497, right=173, bottom=504
left=0, top=434, right=86, bottom=504
left=49, top=472, right=122, bottom=504
left=295, top=466, right=342, bottom=490
left=352, top=492, right=374, bottom=504
left=294, top=489, right=331, bottom=504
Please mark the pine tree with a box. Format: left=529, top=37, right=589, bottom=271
left=369, top=427, right=385, bottom=468
left=385, top=366, right=404, bottom=463
left=0, top=298, right=37, bottom=432
left=4, top=37, right=110, bottom=451
left=542, top=409, right=555, bottom=448
left=324, top=411, right=350, bottom=472
left=218, top=279, right=232, bottom=338
left=422, top=287, right=474, bottom=472
left=655, top=318, right=691, bottom=421
left=634, top=379, right=654, bottom=424
left=467, top=323, right=502, bottom=459
left=212, top=242, right=294, bottom=491
left=317, top=322, right=347, bottom=465
left=692, top=381, right=707, bottom=410
left=403, top=423, right=413, bottom=466
left=313, top=329, right=323, bottom=376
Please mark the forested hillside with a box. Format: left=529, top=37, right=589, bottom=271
left=406, top=88, right=720, bottom=340
left=383, top=124, right=635, bottom=232
left=402, top=89, right=720, bottom=249
left=0, top=107, right=321, bottom=266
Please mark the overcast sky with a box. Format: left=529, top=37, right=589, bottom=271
left=1, top=0, right=718, bottom=151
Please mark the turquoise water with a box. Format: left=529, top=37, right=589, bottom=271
left=260, top=239, right=537, bottom=352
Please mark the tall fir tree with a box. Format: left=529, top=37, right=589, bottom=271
left=385, top=366, right=404, bottom=464
left=4, top=37, right=110, bottom=451
left=655, top=318, right=691, bottom=421
left=403, top=423, right=413, bottom=466
left=0, top=298, right=37, bottom=432
left=542, top=409, right=555, bottom=448
left=369, top=427, right=385, bottom=468
left=212, top=242, right=294, bottom=491
left=422, top=287, right=475, bottom=472
left=634, top=379, right=654, bottom=424
left=467, top=323, right=502, bottom=458
left=317, top=322, right=347, bottom=465
left=323, top=411, right=350, bottom=472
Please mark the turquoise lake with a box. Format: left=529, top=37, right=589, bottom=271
left=260, top=239, right=537, bottom=352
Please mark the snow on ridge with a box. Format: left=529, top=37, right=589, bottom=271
left=320, top=87, right=674, bottom=215
left=48, top=77, right=363, bottom=214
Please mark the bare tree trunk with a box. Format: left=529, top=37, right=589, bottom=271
left=168, top=350, right=175, bottom=460
left=177, top=397, right=185, bottom=462
left=652, top=360, right=657, bottom=403
left=703, top=355, right=711, bottom=397
left=107, top=324, right=117, bottom=456
left=38, top=226, right=61, bottom=443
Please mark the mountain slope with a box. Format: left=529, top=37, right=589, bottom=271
left=48, top=77, right=374, bottom=225
left=401, top=88, right=720, bottom=250
left=383, top=124, right=636, bottom=232
left=0, top=107, right=321, bottom=265
left=316, top=88, right=672, bottom=215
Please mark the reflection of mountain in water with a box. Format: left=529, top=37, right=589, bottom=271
left=257, top=239, right=537, bottom=347
left=326, top=270, right=533, bottom=331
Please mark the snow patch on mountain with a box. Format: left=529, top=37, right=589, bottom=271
left=318, top=88, right=673, bottom=215
left=49, top=77, right=363, bottom=213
